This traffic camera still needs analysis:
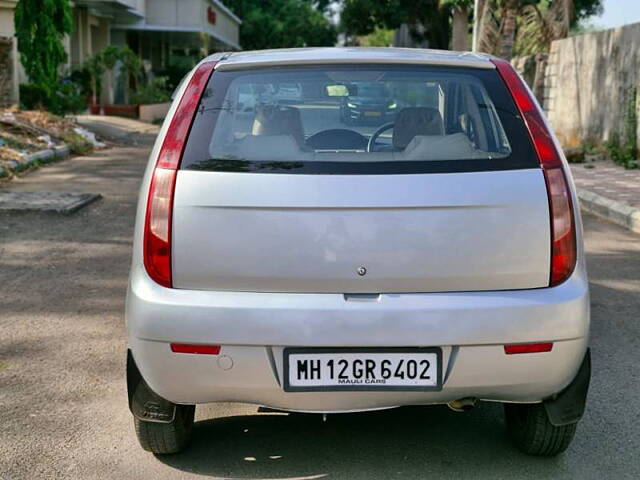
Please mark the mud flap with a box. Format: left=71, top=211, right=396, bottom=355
left=544, top=349, right=591, bottom=426
left=127, top=350, right=176, bottom=423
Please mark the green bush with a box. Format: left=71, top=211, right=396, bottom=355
left=20, top=81, right=86, bottom=115
left=50, top=82, right=87, bottom=114
left=70, top=66, right=93, bottom=99
left=19, top=83, right=50, bottom=110
left=605, top=86, right=640, bottom=169
left=604, top=138, right=639, bottom=169
left=131, top=77, right=171, bottom=105
left=158, top=56, right=196, bottom=92
left=576, top=87, right=639, bottom=170
left=564, top=147, right=584, bottom=164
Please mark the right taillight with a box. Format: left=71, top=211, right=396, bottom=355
left=143, top=61, right=216, bottom=287
left=544, top=167, right=576, bottom=285
left=492, top=58, right=576, bottom=286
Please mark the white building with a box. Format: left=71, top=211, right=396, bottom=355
left=0, top=0, right=20, bottom=105
left=0, top=0, right=241, bottom=106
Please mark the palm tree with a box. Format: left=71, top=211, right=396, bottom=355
left=118, top=47, right=143, bottom=105
left=517, top=0, right=573, bottom=55
left=445, top=0, right=474, bottom=51
left=477, top=0, right=574, bottom=60
left=500, top=0, right=520, bottom=59
left=100, top=45, right=143, bottom=105
left=85, top=53, right=105, bottom=106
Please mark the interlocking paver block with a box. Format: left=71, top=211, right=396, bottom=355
left=570, top=161, right=640, bottom=211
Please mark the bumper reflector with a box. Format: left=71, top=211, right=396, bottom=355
left=170, top=343, right=221, bottom=355
left=504, top=342, right=553, bottom=355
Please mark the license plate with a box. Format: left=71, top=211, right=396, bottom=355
left=364, top=111, right=381, bottom=117
left=283, top=347, right=442, bottom=392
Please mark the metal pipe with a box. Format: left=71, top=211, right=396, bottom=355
left=447, top=397, right=478, bottom=412
left=472, top=0, right=483, bottom=52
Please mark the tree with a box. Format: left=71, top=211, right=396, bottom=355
left=517, top=0, right=573, bottom=55
left=85, top=53, right=105, bottom=106
left=117, top=47, right=143, bottom=105
left=443, top=0, right=474, bottom=50
left=225, top=0, right=336, bottom=50
left=358, top=27, right=395, bottom=47
left=14, top=0, right=72, bottom=90
left=341, top=0, right=602, bottom=55
left=573, top=0, right=603, bottom=23
left=97, top=45, right=143, bottom=105
left=341, top=0, right=451, bottom=50
left=500, top=0, right=521, bottom=59
left=476, top=0, right=600, bottom=60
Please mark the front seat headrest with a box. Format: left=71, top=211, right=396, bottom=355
left=252, top=105, right=305, bottom=146
left=393, top=107, right=445, bottom=150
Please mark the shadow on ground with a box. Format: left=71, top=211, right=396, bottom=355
left=157, top=404, right=574, bottom=479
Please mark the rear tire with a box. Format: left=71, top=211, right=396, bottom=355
left=134, top=404, right=195, bottom=454
left=504, top=403, right=577, bottom=456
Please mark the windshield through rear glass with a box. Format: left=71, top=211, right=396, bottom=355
left=181, top=64, right=538, bottom=174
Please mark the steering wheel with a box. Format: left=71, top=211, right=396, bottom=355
left=367, top=122, right=394, bottom=152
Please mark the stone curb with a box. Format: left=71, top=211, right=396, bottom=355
left=57, top=193, right=102, bottom=214
left=577, top=188, right=640, bottom=234
left=0, top=191, right=102, bottom=214
left=0, top=145, right=71, bottom=178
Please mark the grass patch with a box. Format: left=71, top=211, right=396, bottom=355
left=63, top=132, right=94, bottom=155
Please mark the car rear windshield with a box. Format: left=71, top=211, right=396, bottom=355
left=181, top=64, right=538, bottom=174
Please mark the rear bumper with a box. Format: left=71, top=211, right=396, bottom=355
left=126, top=265, right=589, bottom=411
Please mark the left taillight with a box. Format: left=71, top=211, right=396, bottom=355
left=143, top=61, right=216, bottom=287
left=144, top=168, right=176, bottom=287
left=492, top=58, right=577, bottom=287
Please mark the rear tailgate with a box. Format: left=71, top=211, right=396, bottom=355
left=172, top=169, right=550, bottom=293
left=169, top=62, right=551, bottom=294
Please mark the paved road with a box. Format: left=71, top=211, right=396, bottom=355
left=1, top=143, right=639, bottom=479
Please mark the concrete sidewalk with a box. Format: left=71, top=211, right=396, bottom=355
left=74, top=115, right=160, bottom=145
left=0, top=119, right=157, bottom=213
left=570, top=161, right=640, bottom=234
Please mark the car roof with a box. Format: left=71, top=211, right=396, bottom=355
left=206, top=47, right=495, bottom=71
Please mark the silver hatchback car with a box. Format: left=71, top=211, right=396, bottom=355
left=126, top=48, right=590, bottom=457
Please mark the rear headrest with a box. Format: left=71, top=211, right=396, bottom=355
left=252, top=105, right=305, bottom=146
left=393, top=107, right=444, bottom=149
left=222, top=135, right=312, bottom=161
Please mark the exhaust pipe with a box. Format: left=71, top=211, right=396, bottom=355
left=447, top=397, right=478, bottom=412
